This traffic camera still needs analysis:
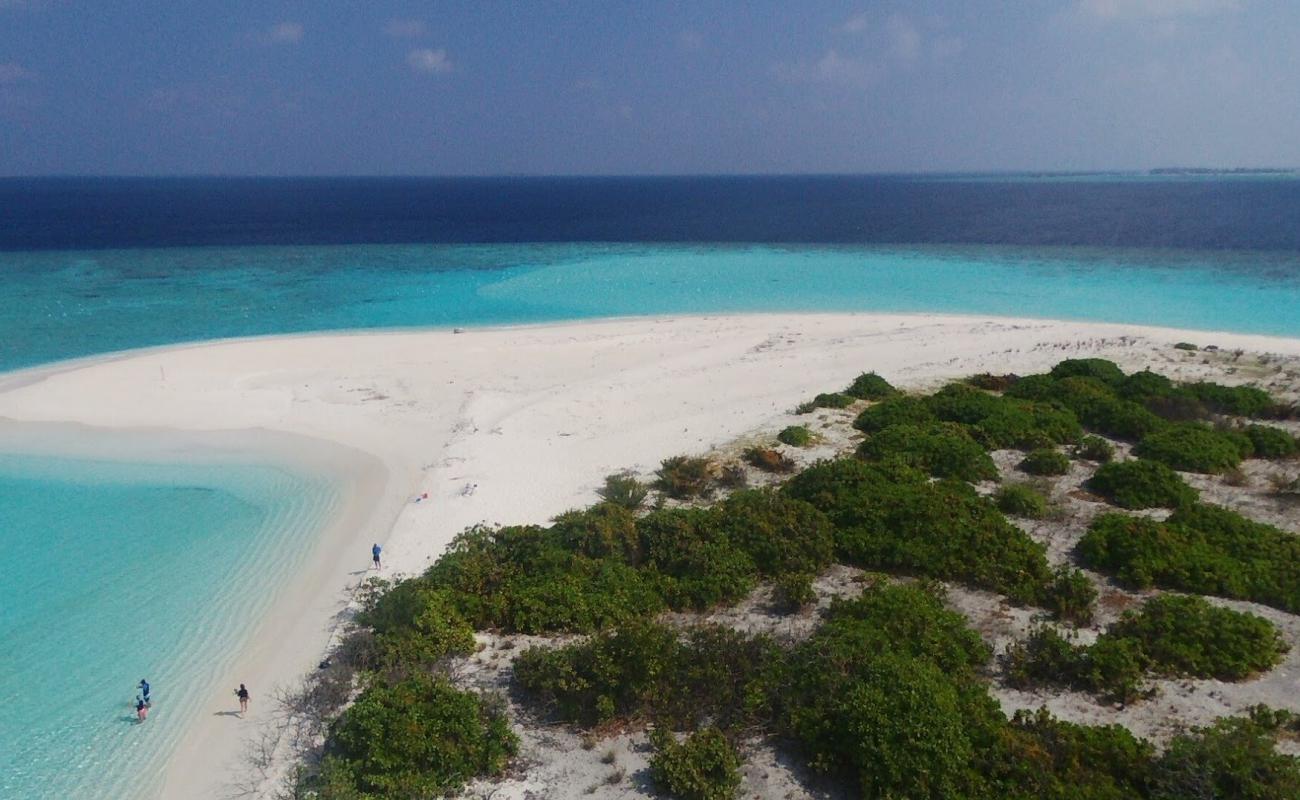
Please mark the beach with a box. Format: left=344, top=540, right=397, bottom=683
left=2, top=312, right=1299, bottom=799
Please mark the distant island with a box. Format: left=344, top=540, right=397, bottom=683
left=1150, top=167, right=1299, bottom=175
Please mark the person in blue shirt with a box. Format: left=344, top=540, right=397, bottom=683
left=371, top=543, right=382, bottom=570
left=138, top=679, right=150, bottom=703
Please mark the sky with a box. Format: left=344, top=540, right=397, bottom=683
left=1, top=0, right=1298, bottom=175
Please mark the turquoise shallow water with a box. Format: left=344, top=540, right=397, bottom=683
left=0, top=453, right=338, bottom=800
left=2, top=243, right=1299, bottom=373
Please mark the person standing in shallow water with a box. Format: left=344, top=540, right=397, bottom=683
left=136, top=697, right=148, bottom=723
left=235, top=684, right=249, bottom=715
left=372, top=542, right=382, bottom=570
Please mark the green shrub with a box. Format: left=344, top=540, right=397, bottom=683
left=1011, top=374, right=1168, bottom=441
left=926, top=382, right=1005, bottom=424
left=322, top=674, right=516, bottom=798
left=1002, top=626, right=1087, bottom=689
left=1150, top=712, right=1300, bottom=800
left=717, top=462, right=748, bottom=489
left=785, top=460, right=1053, bottom=603
left=1186, top=381, right=1275, bottom=417
left=1104, top=594, right=1286, bottom=681
left=1042, top=566, right=1098, bottom=625
left=742, top=446, right=794, bottom=473
left=844, top=371, right=898, bottom=400
left=715, top=489, right=834, bottom=577
left=1072, top=434, right=1115, bottom=463
left=1019, top=448, right=1071, bottom=476
left=1245, top=424, right=1299, bottom=459
left=969, top=400, right=1083, bottom=450
left=1082, top=636, right=1152, bottom=704
left=994, top=709, right=1155, bottom=799
left=1049, top=358, right=1127, bottom=386
left=772, top=572, right=816, bottom=612
left=1133, top=423, right=1246, bottom=473
left=638, top=508, right=757, bottom=610
left=1174, top=342, right=1198, bottom=351
left=776, top=425, right=813, bottom=447
left=852, top=395, right=936, bottom=433
left=995, top=483, right=1048, bottom=518
left=515, top=621, right=781, bottom=731
left=1079, top=505, right=1300, bottom=613
left=598, top=472, right=649, bottom=510
left=966, top=372, right=1020, bottom=391
left=553, top=503, right=641, bottom=562
left=1085, top=459, right=1199, bottom=509
left=812, top=392, right=854, bottom=409
left=856, top=422, right=998, bottom=482
left=656, top=456, right=716, bottom=499
left=649, top=727, right=742, bottom=800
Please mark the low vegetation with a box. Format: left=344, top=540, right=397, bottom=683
left=1019, top=448, right=1071, bottom=476
left=656, top=455, right=716, bottom=500
left=649, top=727, right=741, bottom=800
left=776, top=424, right=813, bottom=447
left=844, top=371, right=898, bottom=400
left=856, top=421, right=998, bottom=481
left=1004, top=595, right=1286, bottom=703
left=1133, top=423, right=1248, bottom=473
left=994, top=483, right=1049, bottom=518
left=1079, top=504, right=1300, bottom=613
left=598, top=471, right=649, bottom=510
left=1085, top=459, right=1199, bottom=509
left=1072, top=434, right=1115, bottom=463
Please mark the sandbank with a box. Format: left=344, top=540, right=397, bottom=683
left=1, top=312, right=1298, bottom=799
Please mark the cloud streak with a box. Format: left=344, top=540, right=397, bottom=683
left=1078, top=0, right=1242, bottom=20
left=266, top=21, right=303, bottom=44
left=407, top=48, right=453, bottom=74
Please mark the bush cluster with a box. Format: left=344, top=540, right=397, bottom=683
left=994, top=483, right=1048, bottom=518
left=649, top=727, right=742, bottom=800
left=1085, top=459, right=1199, bottom=509
left=812, top=391, right=855, bottom=409
left=656, top=455, right=716, bottom=499
left=1072, top=434, right=1115, bottom=463
left=1133, top=423, right=1248, bottom=473
left=1003, top=595, right=1286, bottom=703
left=776, top=424, right=813, bottom=447
left=1244, top=424, right=1299, bottom=458
left=597, top=471, right=649, bottom=510
left=856, top=421, right=998, bottom=482
left=1078, top=504, right=1300, bottom=613
left=1019, top=448, right=1071, bottom=476
left=1041, top=566, right=1098, bottom=626
left=315, top=673, right=516, bottom=799
left=784, top=459, right=1055, bottom=605
left=742, top=446, right=794, bottom=473
left=844, top=371, right=898, bottom=400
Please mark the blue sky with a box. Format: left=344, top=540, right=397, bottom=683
left=1, top=0, right=1297, bottom=175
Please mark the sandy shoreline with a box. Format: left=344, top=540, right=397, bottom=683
left=2, top=312, right=1299, bottom=799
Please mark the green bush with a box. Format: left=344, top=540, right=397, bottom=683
left=649, top=727, right=742, bottom=800
left=1245, top=424, right=1299, bottom=459
left=1079, top=505, right=1300, bottom=613
left=742, top=446, right=794, bottom=473
left=1072, top=434, right=1115, bottom=463
left=1009, top=374, right=1167, bottom=441
left=656, top=456, right=716, bottom=500
left=1085, top=459, right=1199, bottom=509
left=1174, top=342, right=1198, bottom=351
left=856, top=422, right=999, bottom=482
left=785, top=459, right=1053, bottom=603
left=1002, top=626, right=1087, bottom=689
left=993, top=709, right=1155, bottom=799
left=1019, top=448, right=1071, bottom=476
left=776, top=425, right=813, bottom=447
left=1133, top=423, right=1246, bottom=473
left=597, top=472, right=649, bottom=510
left=1150, top=711, right=1300, bottom=800
left=356, top=583, right=477, bottom=674
left=1042, top=566, right=1098, bottom=625
left=772, top=572, right=816, bottom=612
left=994, top=483, right=1048, bottom=518
left=321, top=674, right=516, bottom=798
left=715, top=489, right=834, bottom=577
left=515, top=621, right=781, bottom=731
left=811, top=392, right=854, bottom=409
left=969, top=400, right=1083, bottom=450
left=852, top=395, right=936, bottom=433
left=638, top=507, right=757, bottom=611
left=1050, top=358, right=1127, bottom=386
left=1104, top=594, right=1287, bottom=681
left=926, top=382, right=1005, bottom=424
left=844, top=371, right=898, bottom=400
left=553, top=503, right=641, bottom=562
left=1186, top=381, right=1276, bottom=417
left=966, top=372, right=1020, bottom=391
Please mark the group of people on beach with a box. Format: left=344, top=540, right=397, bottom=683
left=131, top=677, right=250, bottom=722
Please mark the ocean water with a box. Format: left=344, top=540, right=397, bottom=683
left=0, top=453, right=338, bottom=800
left=2, top=176, right=1299, bottom=799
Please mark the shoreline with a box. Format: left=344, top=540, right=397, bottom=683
left=2, top=312, right=1300, bottom=799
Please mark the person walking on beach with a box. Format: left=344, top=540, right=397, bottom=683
left=138, top=678, right=150, bottom=703
left=136, top=696, right=149, bottom=723
left=372, top=542, right=382, bottom=570
left=235, top=683, right=250, bottom=715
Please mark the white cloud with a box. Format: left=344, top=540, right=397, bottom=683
left=840, top=12, right=869, bottom=34
left=407, top=48, right=453, bottom=74
left=0, top=62, right=34, bottom=83
left=677, top=29, right=703, bottom=51
left=384, top=19, right=425, bottom=38
left=886, top=15, right=921, bottom=61
left=1078, top=0, right=1242, bottom=20
left=266, top=21, right=303, bottom=44
left=773, top=49, right=878, bottom=88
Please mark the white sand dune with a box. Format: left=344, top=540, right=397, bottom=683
left=2, top=313, right=1298, bottom=799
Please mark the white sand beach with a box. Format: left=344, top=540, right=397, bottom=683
left=2, top=313, right=1299, bottom=799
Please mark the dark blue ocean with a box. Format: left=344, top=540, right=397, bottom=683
left=2, top=175, right=1299, bottom=800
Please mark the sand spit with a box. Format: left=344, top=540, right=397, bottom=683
left=1, top=313, right=1298, bottom=798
